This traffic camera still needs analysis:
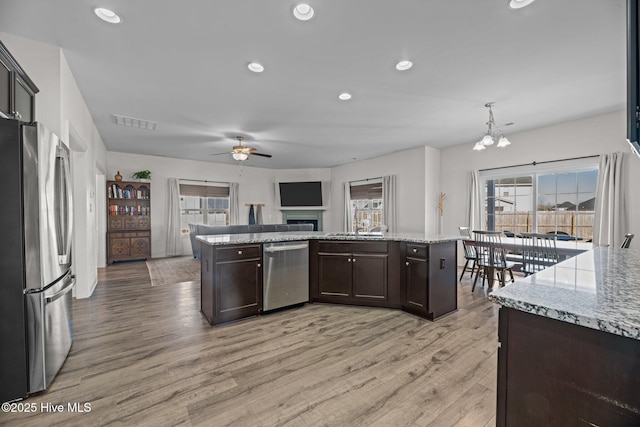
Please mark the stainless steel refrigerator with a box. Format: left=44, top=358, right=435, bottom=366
left=0, top=118, right=74, bottom=403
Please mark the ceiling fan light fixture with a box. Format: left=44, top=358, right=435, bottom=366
left=293, top=4, right=315, bottom=21
left=395, top=60, right=413, bottom=71
left=94, top=7, right=121, bottom=24
left=508, top=0, right=536, bottom=9
left=338, top=92, right=352, bottom=101
left=247, top=62, right=264, bottom=73
left=232, top=152, right=249, bottom=161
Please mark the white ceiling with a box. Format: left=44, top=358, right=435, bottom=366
left=0, top=0, right=626, bottom=169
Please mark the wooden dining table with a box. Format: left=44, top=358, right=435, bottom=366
left=464, top=237, right=592, bottom=287
left=467, top=237, right=592, bottom=259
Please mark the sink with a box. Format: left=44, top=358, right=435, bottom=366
left=325, top=232, right=384, bottom=238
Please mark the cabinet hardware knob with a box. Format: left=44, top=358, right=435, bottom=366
left=352, top=258, right=356, bottom=262
left=406, top=261, right=410, bottom=266
left=412, top=248, right=418, bottom=253
left=238, top=250, right=243, bottom=255
left=257, top=263, right=261, bottom=268
left=347, top=258, right=351, bottom=262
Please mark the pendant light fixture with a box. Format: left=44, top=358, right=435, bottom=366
left=473, top=102, right=511, bottom=151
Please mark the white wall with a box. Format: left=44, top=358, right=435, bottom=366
left=424, top=146, right=441, bottom=235
left=107, top=152, right=279, bottom=258
left=440, top=110, right=640, bottom=261
left=2, top=33, right=109, bottom=298
left=329, top=146, right=430, bottom=233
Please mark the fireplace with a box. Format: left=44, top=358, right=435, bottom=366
left=281, top=210, right=323, bottom=231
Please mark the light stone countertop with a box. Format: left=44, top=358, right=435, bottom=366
left=196, top=231, right=460, bottom=245
left=489, top=247, right=640, bottom=340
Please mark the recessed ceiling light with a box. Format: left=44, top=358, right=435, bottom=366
left=338, top=92, right=352, bottom=101
left=94, top=7, right=121, bottom=24
left=247, top=62, right=264, bottom=73
left=395, top=60, right=413, bottom=71
left=508, top=0, right=535, bottom=9
left=293, top=4, right=315, bottom=21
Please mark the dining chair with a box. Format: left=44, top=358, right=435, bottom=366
left=458, top=226, right=478, bottom=281
left=621, top=233, right=635, bottom=248
left=521, top=232, right=559, bottom=276
left=472, top=230, right=515, bottom=291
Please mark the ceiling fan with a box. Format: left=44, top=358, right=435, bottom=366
left=213, top=136, right=272, bottom=161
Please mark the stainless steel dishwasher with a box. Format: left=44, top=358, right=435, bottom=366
left=263, top=241, right=309, bottom=312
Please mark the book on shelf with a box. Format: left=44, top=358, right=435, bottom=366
left=108, top=204, right=151, bottom=216
left=109, top=183, right=149, bottom=200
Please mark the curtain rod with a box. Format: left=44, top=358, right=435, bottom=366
left=179, top=178, right=229, bottom=185
left=349, top=176, right=383, bottom=184
left=478, top=155, right=600, bottom=172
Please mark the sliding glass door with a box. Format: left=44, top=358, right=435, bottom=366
left=481, top=159, right=599, bottom=243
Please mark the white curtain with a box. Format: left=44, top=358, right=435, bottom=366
left=343, top=182, right=352, bottom=232
left=165, top=178, right=184, bottom=256
left=255, top=205, right=263, bottom=224
left=593, top=152, right=626, bottom=247
left=466, top=170, right=482, bottom=233
left=229, top=182, right=239, bottom=225
left=383, top=175, right=397, bottom=233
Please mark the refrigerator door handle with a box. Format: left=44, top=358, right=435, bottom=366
left=55, top=144, right=73, bottom=265
left=45, top=275, right=75, bottom=304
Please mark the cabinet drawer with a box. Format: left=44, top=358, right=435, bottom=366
left=405, top=244, right=427, bottom=258
left=318, top=241, right=387, bottom=254
left=216, top=245, right=261, bottom=262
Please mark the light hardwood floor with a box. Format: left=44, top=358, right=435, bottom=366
left=1, top=264, right=503, bottom=427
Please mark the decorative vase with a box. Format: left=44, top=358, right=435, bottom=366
left=115, top=171, right=122, bottom=182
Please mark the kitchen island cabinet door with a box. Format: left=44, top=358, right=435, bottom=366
left=403, top=255, right=428, bottom=311
left=352, top=253, right=387, bottom=300
left=318, top=252, right=352, bottom=299
left=497, top=307, right=640, bottom=426
left=215, top=258, right=262, bottom=324
left=200, top=244, right=262, bottom=325
left=427, top=242, right=457, bottom=319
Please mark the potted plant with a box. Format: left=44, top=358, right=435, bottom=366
left=131, top=170, right=151, bottom=181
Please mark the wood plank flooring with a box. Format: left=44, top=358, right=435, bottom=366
left=1, top=263, right=505, bottom=427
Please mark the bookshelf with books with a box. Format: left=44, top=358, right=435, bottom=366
left=107, top=180, right=151, bottom=264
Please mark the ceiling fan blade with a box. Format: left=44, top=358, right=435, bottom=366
left=249, top=152, right=272, bottom=158
left=211, top=152, right=231, bottom=156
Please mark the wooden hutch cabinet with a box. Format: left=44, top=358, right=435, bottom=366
left=106, top=180, right=151, bottom=264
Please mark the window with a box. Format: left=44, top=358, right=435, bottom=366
left=350, top=181, right=384, bottom=232
left=179, top=183, right=230, bottom=234
left=481, top=159, right=599, bottom=243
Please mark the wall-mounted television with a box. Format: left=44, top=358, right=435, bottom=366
left=628, top=0, right=640, bottom=156
left=279, top=181, right=323, bottom=207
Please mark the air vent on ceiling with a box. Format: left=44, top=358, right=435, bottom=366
left=112, top=114, right=157, bottom=130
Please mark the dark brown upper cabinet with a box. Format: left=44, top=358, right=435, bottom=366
left=0, top=40, right=38, bottom=122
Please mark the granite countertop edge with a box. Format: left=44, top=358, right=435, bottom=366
left=196, top=231, right=460, bottom=245
left=488, top=247, right=640, bottom=341
left=488, top=293, right=640, bottom=340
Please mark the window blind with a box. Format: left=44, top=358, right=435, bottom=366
left=179, top=183, right=229, bottom=198
left=350, top=183, right=382, bottom=200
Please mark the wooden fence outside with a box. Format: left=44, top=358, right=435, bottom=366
left=491, top=211, right=595, bottom=241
